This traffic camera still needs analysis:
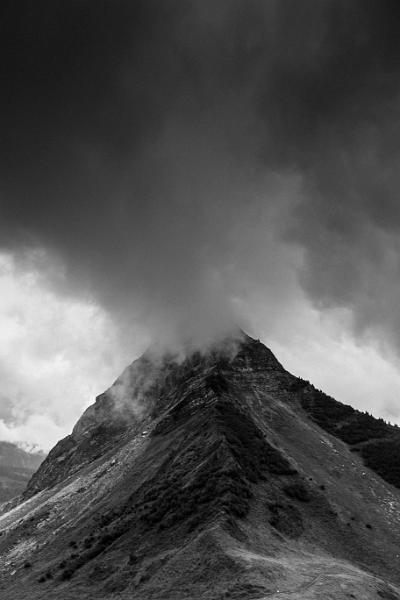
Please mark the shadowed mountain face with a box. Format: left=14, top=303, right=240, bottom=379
left=0, top=442, right=44, bottom=504
left=1, top=332, right=400, bottom=600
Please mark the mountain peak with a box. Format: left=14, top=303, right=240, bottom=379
left=24, top=333, right=286, bottom=498
left=74, top=329, right=283, bottom=435
left=3, top=334, right=400, bottom=599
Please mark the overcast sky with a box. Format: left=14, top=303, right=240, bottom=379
left=1, top=1, right=400, bottom=450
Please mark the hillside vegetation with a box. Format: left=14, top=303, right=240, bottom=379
left=294, top=379, right=400, bottom=488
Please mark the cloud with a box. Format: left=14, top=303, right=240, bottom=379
left=0, top=415, right=64, bottom=453
left=0, top=253, right=142, bottom=450
left=0, top=1, right=399, bottom=437
left=0, top=1, right=398, bottom=350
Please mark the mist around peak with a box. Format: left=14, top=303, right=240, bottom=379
left=92, top=326, right=251, bottom=429
left=144, top=321, right=249, bottom=362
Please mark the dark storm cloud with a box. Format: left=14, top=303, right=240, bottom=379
left=1, top=0, right=400, bottom=349
left=274, top=1, right=400, bottom=348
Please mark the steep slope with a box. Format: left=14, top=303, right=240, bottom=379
left=0, top=442, right=44, bottom=503
left=0, top=332, right=400, bottom=600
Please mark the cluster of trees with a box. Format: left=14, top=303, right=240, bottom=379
left=139, top=398, right=298, bottom=534
left=283, top=482, right=311, bottom=503
left=295, top=379, right=400, bottom=489
left=362, top=439, right=400, bottom=488
left=268, top=501, right=304, bottom=538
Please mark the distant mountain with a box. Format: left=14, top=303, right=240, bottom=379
left=0, top=441, right=44, bottom=503
left=0, top=332, right=400, bottom=599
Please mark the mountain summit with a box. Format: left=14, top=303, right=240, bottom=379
left=1, top=332, right=400, bottom=599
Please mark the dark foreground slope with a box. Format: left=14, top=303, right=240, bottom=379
left=0, top=442, right=44, bottom=503
left=0, top=333, right=400, bottom=600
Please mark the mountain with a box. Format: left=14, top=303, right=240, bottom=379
left=0, top=332, right=400, bottom=599
left=0, top=442, right=44, bottom=504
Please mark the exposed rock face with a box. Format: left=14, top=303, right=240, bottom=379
left=0, top=442, right=44, bottom=503
left=1, top=332, right=400, bottom=600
